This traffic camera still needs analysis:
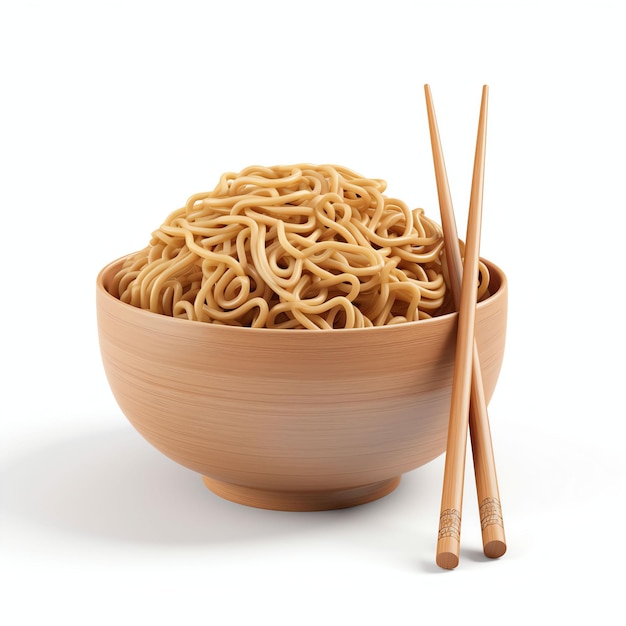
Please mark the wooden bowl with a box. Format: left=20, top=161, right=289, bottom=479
left=96, top=256, right=507, bottom=511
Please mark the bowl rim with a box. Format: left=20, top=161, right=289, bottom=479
left=96, top=254, right=507, bottom=336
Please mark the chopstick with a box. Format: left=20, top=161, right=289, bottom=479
left=425, top=85, right=505, bottom=561
left=425, top=85, right=505, bottom=569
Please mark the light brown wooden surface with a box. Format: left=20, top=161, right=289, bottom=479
left=425, top=84, right=506, bottom=563
left=96, top=255, right=507, bottom=511
left=435, top=85, right=489, bottom=569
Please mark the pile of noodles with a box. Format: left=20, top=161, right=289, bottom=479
left=110, top=164, right=489, bottom=329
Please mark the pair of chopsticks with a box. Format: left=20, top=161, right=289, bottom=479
left=424, top=85, right=506, bottom=569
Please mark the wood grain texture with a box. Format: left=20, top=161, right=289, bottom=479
left=96, top=256, right=507, bottom=511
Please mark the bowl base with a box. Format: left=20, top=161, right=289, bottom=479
left=201, top=475, right=401, bottom=511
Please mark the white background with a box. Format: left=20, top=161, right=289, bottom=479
left=1, top=1, right=624, bottom=623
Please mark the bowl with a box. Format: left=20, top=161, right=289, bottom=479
left=96, top=255, right=507, bottom=511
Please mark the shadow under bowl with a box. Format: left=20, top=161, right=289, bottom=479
left=96, top=257, right=507, bottom=511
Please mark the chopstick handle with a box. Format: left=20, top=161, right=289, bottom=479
left=469, top=350, right=506, bottom=557
left=436, top=85, right=489, bottom=569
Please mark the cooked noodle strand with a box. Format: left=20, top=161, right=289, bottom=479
left=112, top=164, right=488, bottom=329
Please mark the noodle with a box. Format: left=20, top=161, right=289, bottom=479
left=111, top=164, right=489, bottom=329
